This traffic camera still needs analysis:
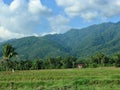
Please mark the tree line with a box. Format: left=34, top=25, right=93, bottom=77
left=0, top=44, right=120, bottom=71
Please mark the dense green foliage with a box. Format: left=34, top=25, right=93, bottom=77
left=0, top=52, right=120, bottom=71
left=0, top=56, right=77, bottom=71
left=0, top=68, right=120, bottom=90
left=0, top=22, right=120, bottom=59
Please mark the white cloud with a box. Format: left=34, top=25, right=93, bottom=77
left=41, top=32, right=57, bottom=36
left=56, top=0, right=120, bottom=20
left=0, top=0, right=51, bottom=41
left=48, top=15, right=70, bottom=34
left=28, top=0, right=51, bottom=14
left=0, top=26, right=25, bottom=41
left=1, top=0, right=119, bottom=41
left=81, top=11, right=98, bottom=21
left=56, top=0, right=75, bottom=7
left=10, top=0, right=25, bottom=11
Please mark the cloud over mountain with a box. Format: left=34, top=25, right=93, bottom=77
left=56, top=0, right=120, bottom=20
left=48, top=15, right=70, bottom=34
left=0, top=0, right=51, bottom=40
left=0, top=0, right=120, bottom=41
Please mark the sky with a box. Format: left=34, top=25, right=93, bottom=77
left=0, top=0, right=120, bottom=41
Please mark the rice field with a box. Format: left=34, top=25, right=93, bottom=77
left=0, top=67, right=120, bottom=90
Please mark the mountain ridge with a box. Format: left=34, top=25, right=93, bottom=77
left=0, top=21, right=120, bottom=59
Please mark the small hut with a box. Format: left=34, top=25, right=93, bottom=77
left=78, top=64, right=83, bottom=68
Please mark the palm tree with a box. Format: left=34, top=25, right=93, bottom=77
left=2, top=44, right=17, bottom=61
left=2, top=44, right=17, bottom=70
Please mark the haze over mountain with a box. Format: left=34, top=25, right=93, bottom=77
left=0, top=21, right=120, bottom=59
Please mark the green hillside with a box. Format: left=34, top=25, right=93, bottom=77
left=61, top=22, right=120, bottom=57
left=0, top=22, right=120, bottom=59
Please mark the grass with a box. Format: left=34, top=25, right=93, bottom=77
left=0, top=67, right=120, bottom=90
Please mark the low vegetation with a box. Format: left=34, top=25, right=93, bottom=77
left=0, top=68, right=120, bottom=90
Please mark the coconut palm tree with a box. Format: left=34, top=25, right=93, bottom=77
left=2, top=44, right=17, bottom=70
left=2, top=44, right=17, bottom=61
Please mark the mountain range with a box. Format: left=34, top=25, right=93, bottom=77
left=0, top=21, right=120, bottom=60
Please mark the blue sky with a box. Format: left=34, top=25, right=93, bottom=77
left=0, top=0, right=120, bottom=41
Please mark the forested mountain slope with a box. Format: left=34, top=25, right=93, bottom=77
left=0, top=22, right=120, bottom=59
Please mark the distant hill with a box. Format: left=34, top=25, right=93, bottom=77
left=1, top=22, right=120, bottom=59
